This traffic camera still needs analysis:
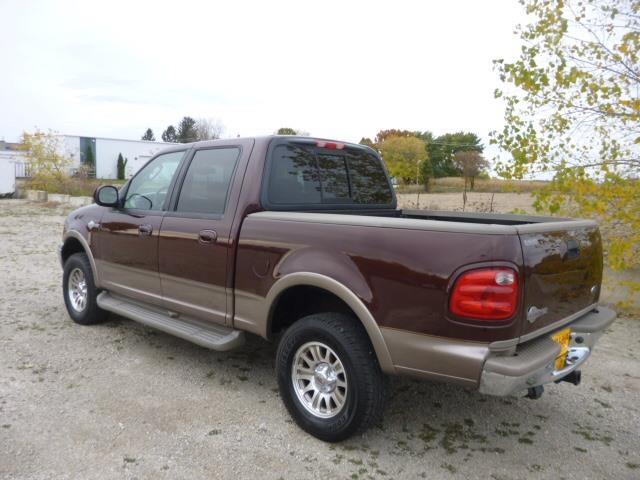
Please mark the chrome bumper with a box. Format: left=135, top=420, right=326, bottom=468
left=479, top=306, right=616, bottom=396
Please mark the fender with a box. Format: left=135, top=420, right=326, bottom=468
left=63, top=230, right=101, bottom=287
left=236, top=272, right=396, bottom=374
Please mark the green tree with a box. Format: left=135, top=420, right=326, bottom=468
left=84, top=144, right=94, bottom=167
left=161, top=125, right=177, bottom=143
left=141, top=128, right=155, bottom=141
left=177, top=116, right=198, bottom=143
left=276, top=127, right=309, bottom=136
left=276, top=127, right=298, bottom=135
left=379, top=136, right=428, bottom=185
left=492, top=0, right=639, bottom=305
left=117, top=153, right=128, bottom=180
left=429, top=132, right=483, bottom=178
left=359, top=137, right=375, bottom=148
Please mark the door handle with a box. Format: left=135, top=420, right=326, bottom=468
left=138, top=224, right=153, bottom=236
left=198, top=229, right=217, bottom=244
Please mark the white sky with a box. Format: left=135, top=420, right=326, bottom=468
left=0, top=0, right=525, bottom=159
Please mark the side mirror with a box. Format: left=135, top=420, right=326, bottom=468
left=94, top=185, right=119, bottom=207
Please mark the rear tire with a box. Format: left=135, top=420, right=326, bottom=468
left=63, top=253, right=109, bottom=325
left=276, top=313, right=385, bottom=442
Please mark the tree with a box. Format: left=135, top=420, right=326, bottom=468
left=492, top=0, right=639, bottom=304
left=84, top=144, right=94, bottom=167
left=20, top=130, right=70, bottom=191
left=117, top=153, right=128, bottom=180
left=276, top=127, right=309, bottom=136
left=379, top=136, right=428, bottom=185
left=195, top=118, right=224, bottom=141
left=177, top=116, right=198, bottom=143
left=359, top=137, right=375, bottom=148
left=429, top=132, right=483, bottom=178
left=141, top=128, right=155, bottom=141
left=453, top=151, right=490, bottom=190
left=161, top=125, right=177, bottom=143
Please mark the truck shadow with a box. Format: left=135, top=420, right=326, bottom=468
left=100, top=314, right=617, bottom=464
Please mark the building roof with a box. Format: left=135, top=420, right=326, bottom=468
left=0, top=140, right=22, bottom=151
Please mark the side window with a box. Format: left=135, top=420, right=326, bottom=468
left=124, top=151, right=184, bottom=210
left=176, top=147, right=240, bottom=215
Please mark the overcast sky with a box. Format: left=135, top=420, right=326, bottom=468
left=1, top=0, right=525, bottom=157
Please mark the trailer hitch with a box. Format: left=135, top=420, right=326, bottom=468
left=555, top=369, right=582, bottom=386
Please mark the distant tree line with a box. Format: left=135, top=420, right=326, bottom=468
left=142, top=117, right=225, bottom=144
left=360, top=129, right=488, bottom=190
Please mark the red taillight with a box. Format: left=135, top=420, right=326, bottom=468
left=449, top=268, right=519, bottom=321
left=316, top=141, right=344, bottom=150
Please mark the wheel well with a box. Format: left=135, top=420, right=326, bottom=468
left=269, top=285, right=356, bottom=336
left=61, top=237, right=85, bottom=265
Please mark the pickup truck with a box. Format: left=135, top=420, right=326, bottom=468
left=59, top=136, right=616, bottom=441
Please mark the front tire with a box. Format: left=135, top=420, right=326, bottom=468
left=62, top=253, right=109, bottom=325
left=276, top=313, right=385, bottom=442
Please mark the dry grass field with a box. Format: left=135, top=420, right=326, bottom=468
left=396, top=192, right=538, bottom=214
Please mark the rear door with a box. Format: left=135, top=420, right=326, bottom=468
left=518, top=222, right=603, bottom=338
left=95, top=150, right=186, bottom=305
left=158, top=139, right=253, bottom=325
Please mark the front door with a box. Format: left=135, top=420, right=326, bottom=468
left=95, top=150, right=186, bottom=305
left=159, top=144, right=246, bottom=325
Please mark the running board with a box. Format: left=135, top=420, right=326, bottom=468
left=97, top=292, right=245, bottom=351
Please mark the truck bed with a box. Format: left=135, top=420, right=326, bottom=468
left=240, top=208, right=602, bottom=344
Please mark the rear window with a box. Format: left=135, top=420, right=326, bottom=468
left=266, top=142, right=393, bottom=207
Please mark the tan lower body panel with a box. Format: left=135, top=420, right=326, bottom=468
left=96, top=260, right=164, bottom=307
left=381, top=327, right=490, bottom=387
left=160, top=273, right=227, bottom=325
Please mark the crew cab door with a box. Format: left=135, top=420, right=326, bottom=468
left=158, top=140, right=252, bottom=325
left=94, top=150, right=186, bottom=306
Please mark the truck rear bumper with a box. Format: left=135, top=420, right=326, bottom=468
left=479, top=306, right=616, bottom=396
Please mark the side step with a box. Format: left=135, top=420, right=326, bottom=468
left=97, top=292, right=245, bottom=351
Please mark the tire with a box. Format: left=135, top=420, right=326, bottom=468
left=62, top=252, right=109, bottom=325
left=276, top=312, right=386, bottom=442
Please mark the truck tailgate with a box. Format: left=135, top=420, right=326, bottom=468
left=517, top=221, right=603, bottom=339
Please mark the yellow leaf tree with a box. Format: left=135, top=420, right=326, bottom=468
left=493, top=0, right=640, bottom=309
left=379, top=135, right=429, bottom=185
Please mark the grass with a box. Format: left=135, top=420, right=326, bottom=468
left=23, top=177, right=127, bottom=197
left=397, top=177, right=548, bottom=194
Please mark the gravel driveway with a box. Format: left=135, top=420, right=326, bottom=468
left=1, top=199, right=639, bottom=479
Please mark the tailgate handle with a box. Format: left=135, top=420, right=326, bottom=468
left=565, top=239, right=580, bottom=260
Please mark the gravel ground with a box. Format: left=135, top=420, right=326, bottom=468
left=1, top=199, right=639, bottom=480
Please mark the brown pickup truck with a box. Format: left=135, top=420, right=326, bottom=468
left=59, top=136, right=615, bottom=441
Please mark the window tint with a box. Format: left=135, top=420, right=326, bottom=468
left=176, top=147, right=240, bottom=214
left=124, top=151, right=184, bottom=210
left=347, top=151, right=394, bottom=204
left=317, top=154, right=350, bottom=203
left=267, top=143, right=393, bottom=206
left=268, top=144, right=321, bottom=204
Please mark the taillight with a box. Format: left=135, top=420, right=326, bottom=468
left=449, top=268, right=519, bottom=321
left=316, top=141, right=344, bottom=150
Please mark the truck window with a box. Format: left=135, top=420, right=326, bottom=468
left=176, top=147, right=240, bottom=214
left=267, top=142, right=393, bottom=207
left=124, top=151, right=185, bottom=210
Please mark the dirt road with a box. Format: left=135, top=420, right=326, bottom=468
left=1, top=200, right=638, bottom=479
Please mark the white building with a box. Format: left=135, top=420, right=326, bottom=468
left=0, top=135, right=175, bottom=195
left=58, top=135, right=175, bottom=179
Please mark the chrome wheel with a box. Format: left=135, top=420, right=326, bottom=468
left=292, top=341, right=348, bottom=418
left=67, top=267, right=88, bottom=312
